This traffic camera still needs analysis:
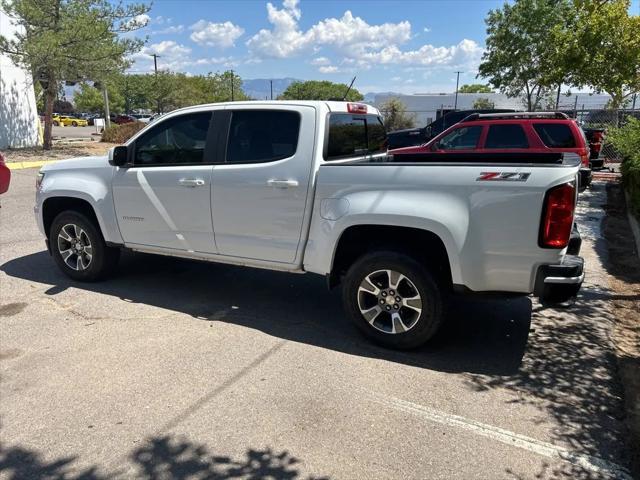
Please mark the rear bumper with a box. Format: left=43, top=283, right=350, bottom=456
left=533, top=254, right=584, bottom=303
left=579, top=168, right=592, bottom=191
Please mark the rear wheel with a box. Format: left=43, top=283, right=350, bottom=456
left=72, top=121, right=78, bottom=127
left=50, top=210, right=119, bottom=281
left=342, top=251, right=444, bottom=349
left=53, top=121, right=59, bottom=126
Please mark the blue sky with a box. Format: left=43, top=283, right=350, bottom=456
left=126, top=0, right=640, bottom=94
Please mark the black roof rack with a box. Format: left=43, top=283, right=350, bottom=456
left=461, top=111, right=570, bottom=122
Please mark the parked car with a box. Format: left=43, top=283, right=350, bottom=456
left=0, top=151, right=10, bottom=196
left=35, top=101, right=584, bottom=349
left=387, top=109, right=517, bottom=149
left=52, top=115, right=88, bottom=127
left=390, top=111, right=592, bottom=190
left=130, top=113, right=152, bottom=124
left=110, top=114, right=136, bottom=125
left=582, top=127, right=606, bottom=168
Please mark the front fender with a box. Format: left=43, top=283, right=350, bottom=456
left=37, top=170, right=122, bottom=244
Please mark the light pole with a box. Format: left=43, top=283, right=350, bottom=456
left=151, top=54, right=161, bottom=114
left=454, top=71, right=462, bottom=110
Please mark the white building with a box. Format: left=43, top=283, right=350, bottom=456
left=0, top=7, right=40, bottom=149
left=374, top=92, right=614, bottom=126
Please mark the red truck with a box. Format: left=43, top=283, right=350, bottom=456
left=390, top=112, right=592, bottom=189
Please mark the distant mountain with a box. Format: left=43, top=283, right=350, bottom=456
left=242, top=78, right=299, bottom=100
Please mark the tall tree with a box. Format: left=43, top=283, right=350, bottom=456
left=378, top=98, right=416, bottom=131
left=472, top=98, right=496, bottom=109
left=478, top=0, right=572, bottom=111
left=0, top=0, right=149, bottom=149
left=279, top=80, right=363, bottom=101
left=458, top=84, right=493, bottom=94
left=554, top=0, right=640, bottom=109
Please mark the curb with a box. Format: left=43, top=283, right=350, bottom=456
left=624, top=190, right=640, bottom=258
left=6, top=160, right=58, bottom=171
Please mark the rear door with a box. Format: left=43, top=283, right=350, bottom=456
left=210, top=106, right=316, bottom=263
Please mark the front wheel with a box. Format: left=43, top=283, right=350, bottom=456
left=72, top=121, right=78, bottom=127
left=50, top=210, right=120, bottom=281
left=342, top=251, right=444, bottom=349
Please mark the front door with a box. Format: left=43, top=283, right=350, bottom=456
left=211, top=106, right=316, bottom=264
left=112, top=111, right=218, bottom=253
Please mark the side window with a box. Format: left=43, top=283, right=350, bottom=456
left=485, top=124, right=529, bottom=149
left=326, top=114, right=387, bottom=160
left=533, top=123, right=576, bottom=148
left=226, top=110, right=301, bottom=163
left=438, top=126, right=483, bottom=150
left=134, top=112, right=212, bottom=165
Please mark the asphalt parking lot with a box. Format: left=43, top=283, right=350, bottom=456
left=52, top=125, right=99, bottom=140
left=0, top=168, right=633, bottom=479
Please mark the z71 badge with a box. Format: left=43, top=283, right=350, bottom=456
left=476, top=172, right=531, bottom=182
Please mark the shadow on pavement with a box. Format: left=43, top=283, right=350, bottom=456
left=0, top=249, right=531, bottom=377
left=0, top=435, right=328, bottom=479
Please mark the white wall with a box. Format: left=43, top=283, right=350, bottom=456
left=0, top=7, right=40, bottom=149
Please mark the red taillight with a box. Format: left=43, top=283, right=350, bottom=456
left=579, top=149, right=589, bottom=167
left=540, top=182, right=576, bottom=248
left=347, top=103, right=368, bottom=114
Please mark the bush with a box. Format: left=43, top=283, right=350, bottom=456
left=608, top=116, right=640, bottom=216
left=101, top=122, right=145, bottom=144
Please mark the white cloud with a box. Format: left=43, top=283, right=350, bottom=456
left=423, top=27, right=431, bottom=33
left=122, top=13, right=150, bottom=30
left=310, top=56, right=331, bottom=66
left=319, top=65, right=339, bottom=73
left=190, top=20, right=244, bottom=48
left=151, top=25, right=185, bottom=35
left=246, top=0, right=482, bottom=71
left=130, top=41, right=193, bottom=71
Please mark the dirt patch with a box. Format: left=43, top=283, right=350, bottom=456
left=603, top=182, right=640, bottom=477
left=2, top=142, right=118, bottom=163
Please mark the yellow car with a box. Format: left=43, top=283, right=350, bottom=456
left=52, top=115, right=88, bottom=127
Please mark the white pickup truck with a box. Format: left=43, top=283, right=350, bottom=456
left=35, top=101, right=584, bottom=349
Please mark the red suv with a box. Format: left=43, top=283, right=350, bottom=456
left=390, top=112, right=592, bottom=188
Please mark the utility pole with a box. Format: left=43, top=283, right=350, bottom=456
left=270, top=80, right=273, bottom=100
left=454, top=71, right=462, bottom=110
left=230, top=69, right=235, bottom=101
left=102, top=86, right=111, bottom=128
left=151, top=54, right=161, bottom=114
left=633, top=93, right=637, bottom=111
left=555, top=84, right=561, bottom=110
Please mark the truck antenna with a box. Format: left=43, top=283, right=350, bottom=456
left=342, top=76, right=357, bottom=101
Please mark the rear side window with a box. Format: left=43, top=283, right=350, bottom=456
left=533, top=123, right=576, bottom=148
left=325, top=114, right=386, bottom=160
left=485, top=124, right=529, bottom=149
left=226, top=110, right=301, bottom=163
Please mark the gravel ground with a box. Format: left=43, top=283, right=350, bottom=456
left=2, top=142, right=117, bottom=164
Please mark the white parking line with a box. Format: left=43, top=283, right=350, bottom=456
left=360, top=389, right=632, bottom=480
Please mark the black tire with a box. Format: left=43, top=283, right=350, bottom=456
left=53, top=121, right=59, bottom=126
left=72, top=121, right=78, bottom=127
left=342, top=251, right=444, bottom=350
left=49, top=210, right=120, bottom=281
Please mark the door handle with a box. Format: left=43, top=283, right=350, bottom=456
left=267, top=179, right=299, bottom=189
left=179, top=178, right=206, bottom=187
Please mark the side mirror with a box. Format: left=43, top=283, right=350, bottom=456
left=108, top=146, right=128, bottom=167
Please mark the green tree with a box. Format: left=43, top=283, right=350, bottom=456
left=0, top=0, right=149, bottom=149
left=478, top=0, right=572, bottom=111
left=378, top=98, right=416, bottom=131
left=279, top=80, right=363, bottom=101
left=553, top=0, right=640, bottom=109
left=74, top=81, right=124, bottom=114
left=472, top=97, right=496, bottom=109
left=459, top=84, right=493, bottom=93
